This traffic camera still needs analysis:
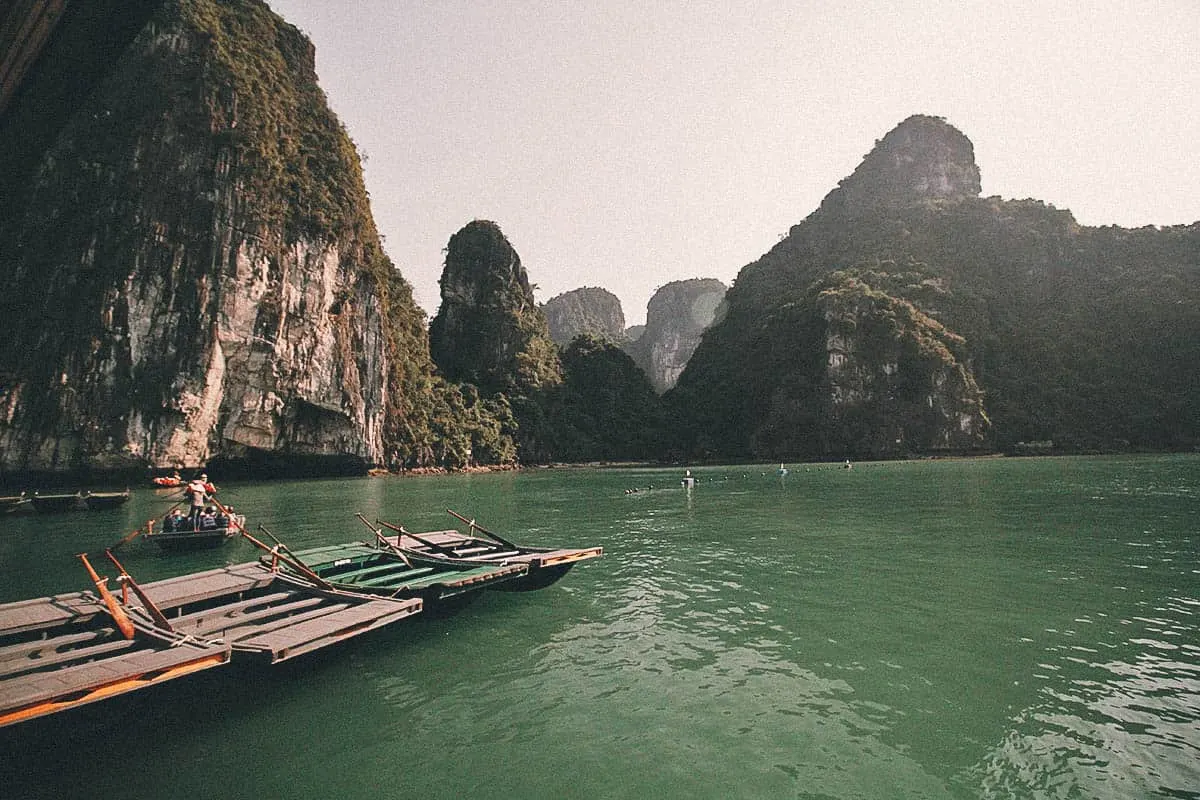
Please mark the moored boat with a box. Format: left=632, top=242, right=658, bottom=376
left=0, top=545, right=425, bottom=728
left=252, top=521, right=529, bottom=609
left=29, top=491, right=82, bottom=513
left=131, top=559, right=422, bottom=664
left=0, top=493, right=28, bottom=512
left=377, top=509, right=603, bottom=592
left=83, top=489, right=131, bottom=510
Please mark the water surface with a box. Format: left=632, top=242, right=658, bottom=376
left=1, top=455, right=1197, bottom=799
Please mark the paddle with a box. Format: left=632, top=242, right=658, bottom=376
left=240, top=523, right=336, bottom=592
left=104, top=550, right=174, bottom=631
left=446, top=509, right=519, bottom=550
left=78, top=552, right=137, bottom=640
left=375, top=518, right=461, bottom=556
left=354, top=513, right=413, bottom=567
left=110, top=491, right=190, bottom=550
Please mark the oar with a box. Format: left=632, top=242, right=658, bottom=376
left=242, top=523, right=336, bottom=591
left=354, top=514, right=413, bottom=567
left=376, top=518, right=460, bottom=556
left=104, top=550, right=174, bottom=631
left=109, top=524, right=148, bottom=551
left=78, top=553, right=137, bottom=640
left=446, top=509, right=518, bottom=550
left=111, top=491, right=189, bottom=550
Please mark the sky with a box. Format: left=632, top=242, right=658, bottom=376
left=267, top=0, right=1199, bottom=325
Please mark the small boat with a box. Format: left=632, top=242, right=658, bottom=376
left=143, top=510, right=246, bottom=551
left=253, top=521, right=529, bottom=609
left=0, top=493, right=29, bottom=512
left=378, top=510, right=603, bottom=592
left=151, top=475, right=183, bottom=488
left=29, top=491, right=82, bottom=513
left=83, top=489, right=131, bottom=510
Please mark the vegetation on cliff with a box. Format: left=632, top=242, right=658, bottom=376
left=672, top=116, right=1200, bottom=459
left=540, top=335, right=666, bottom=462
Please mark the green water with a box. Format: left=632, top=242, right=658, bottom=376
left=1, top=455, right=1197, bottom=799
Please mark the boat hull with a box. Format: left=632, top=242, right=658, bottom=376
left=381, top=529, right=603, bottom=592
left=83, top=492, right=130, bottom=510
left=277, top=542, right=529, bottom=608
left=29, top=493, right=81, bottom=513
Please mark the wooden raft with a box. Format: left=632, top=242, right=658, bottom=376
left=0, top=592, right=230, bottom=729
left=135, top=562, right=423, bottom=663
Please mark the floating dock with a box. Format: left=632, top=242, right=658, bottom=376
left=0, top=561, right=422, bottom=728
left=0, top=592, right=230, bottom=729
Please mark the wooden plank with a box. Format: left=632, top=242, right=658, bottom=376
left=189, top=596, right=329, bottom=638
left=233, top=599, right=420, bottom=662
left=0, top=638, right=135, bottom=680
left=0, top=593, right=98, bottom=636
left=165, top=591, right=295, bottom=629
left=0, top=645, right=229, bottom=727
left=139, top=563, right=276, bottom=609
left=217, top=602, right=353, bottom=644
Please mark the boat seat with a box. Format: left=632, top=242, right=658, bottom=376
left=353, top=567, right=436, bottom=588
left=328, top=561, right=428, bottom=584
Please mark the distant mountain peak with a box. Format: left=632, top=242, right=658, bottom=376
left=819, top=115, right=981, bottom=215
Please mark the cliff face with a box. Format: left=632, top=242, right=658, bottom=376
left=626, top=279, right=726, bottom=393
left=541, top=287, right=626, bottom=347
left=428, top=220, right=561, bottom=397
left=671, top=115, right=1200, bottom=458
left=0, top=0, right=433, bottom=474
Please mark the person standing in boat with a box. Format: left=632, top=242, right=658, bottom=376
left=186, top=474, right=210, bottom=525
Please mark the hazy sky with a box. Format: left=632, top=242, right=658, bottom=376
left=267, top=0, right=1199, bottom=325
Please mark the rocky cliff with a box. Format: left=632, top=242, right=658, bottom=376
left=626, top=279, right=726, bottom=393
left=670, top=115, right=1200, bottom=458
left=428, top=220, right=561, bottom=397
left=0, top=0, right=439, bottom=476
left=541, top=287, right=626, bottom=347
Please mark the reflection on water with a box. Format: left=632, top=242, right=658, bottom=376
left=0, top=455, right=1197, bottom=799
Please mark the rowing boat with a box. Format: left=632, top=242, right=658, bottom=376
left=378, top=510, right=603, bottom=591
left=265, top=537, right=528, bottom=609
left=142, top=513, right=246, bottom=551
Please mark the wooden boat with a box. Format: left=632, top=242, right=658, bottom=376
left=29, top=491, right=82, bottom=513
left=258, top=524, right=529, bottom=608
left=133, top=560, right=422, bottom=664
left=0, top=550, right=422, bottom=728
left=0, top=493, right=28, bottom=512
left=0, top=583, right=231, bottom=729
left=142, top=511, right=246, bottom=551
left=83, top=489, right=131, bottom=510
left=377, top=510, right=603, bottom=592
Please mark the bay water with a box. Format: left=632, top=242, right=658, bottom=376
left=1, top=454, right=1197, bottom=799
